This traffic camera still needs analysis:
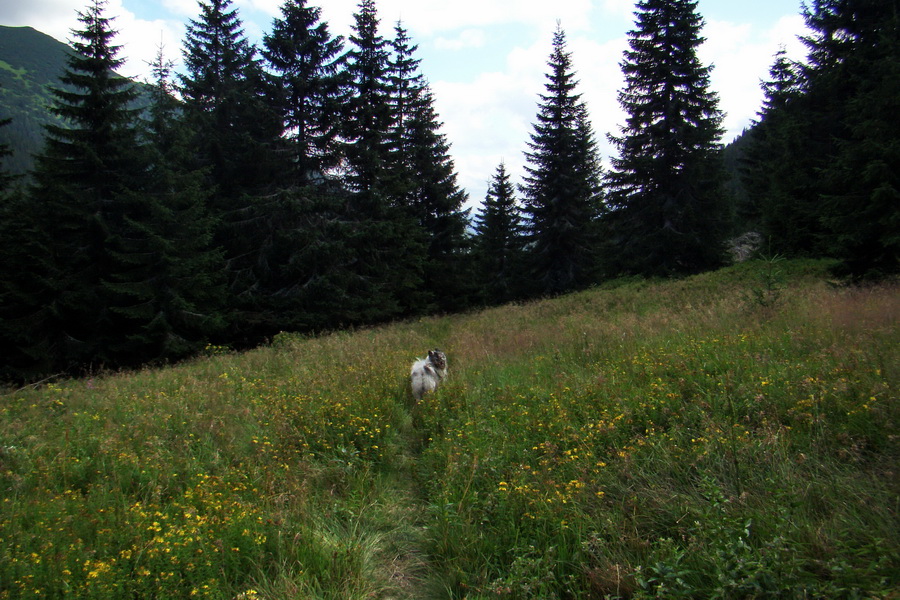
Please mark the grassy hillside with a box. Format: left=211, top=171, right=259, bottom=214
left=1, top=259, right=897, bottom=599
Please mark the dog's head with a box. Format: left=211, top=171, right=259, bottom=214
left=428, top=349, right=447, bottom=371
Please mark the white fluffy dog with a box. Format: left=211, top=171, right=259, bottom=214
left=410, top=349, right=448, bottom=401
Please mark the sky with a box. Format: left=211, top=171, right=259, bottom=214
left=1, top=0, right=811, bottom=209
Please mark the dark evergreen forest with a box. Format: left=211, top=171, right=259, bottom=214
left=0, top=0, right=897, bottom=381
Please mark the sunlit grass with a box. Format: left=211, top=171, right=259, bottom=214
left=1, top=259, right=897, bottom=598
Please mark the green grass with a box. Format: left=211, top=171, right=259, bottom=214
left=1, top=259, right=897, bottom=599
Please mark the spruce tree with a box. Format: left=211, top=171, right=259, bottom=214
left=744, top=0, right=900, bottom=276
left=262, top=0, right=346, bottom=186
left=256, top=0, right=354, bottom=331
left=387, top=22, right=472, bottom=311
left=0, top=104, right=40, bottom=377
left=806, top=0, right=900, bottom=278
left=472, top=162, right=526, bottom=304
left=26, top=0, right=148, bottom=370
left=104, top=45, right=227, bottom=363
left=521, top=25, right=603, bottom=295
left=743, top=48, right=822, bottom=256
left=338, top=0, right=425, bottom=322
left=181, top=0, right=275, bottom=196
left=180, top=0, right=281, bottom=342
left=384, top=21, right=424, bottom=207
left=606, top=0, right=726, bottom=276
left=343, top=0, right=393, bottom=202
left=0, top=185, right=50, bottom=379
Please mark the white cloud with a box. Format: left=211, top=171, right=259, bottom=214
left=113, top=17, right=185, bottom=83
left=767, top=13, right=808, bottom=58
left=432, top=68, right=536, bottom=207
left=98, top=1, right=186, bottom=82
left=570, top=35, right=630, bottom=163
left=312, top=0, right=597, bottom=39
left=701, top=19, right=764, bottom=138
left=0, top=0, right=79, bottom=44
left=160, top=0, right=198, bottom=18
left=435, top=28, right=487, bottom=51
left=238, top=0, right=282, bottom=17
left=429, top=30, right=554, bottom=206
left=380, top=0, right=595, bottom=34
left=601, top=0, right=636, bottom=20
left=701, top=14, right=810, bottom=141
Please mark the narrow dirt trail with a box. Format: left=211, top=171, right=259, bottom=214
left=371, top=405, right=443, bottom=599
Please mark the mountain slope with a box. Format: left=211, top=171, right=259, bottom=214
left=0, top=26, right=73, bottom=175
left=0, top=25, right=150, bottom=177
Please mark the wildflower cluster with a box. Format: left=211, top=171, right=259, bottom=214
left=0, top=474, right=273, bottom=599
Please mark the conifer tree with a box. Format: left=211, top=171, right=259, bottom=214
left=181, top=0, right=276, bottom=196
left=387, top=22, right=472, bottom=311
left=0, top=177, right=49, bottom=379
left=0, top=188, right=51, bottom=379
left=805, top=0, right=900, bottom=278
left=342, top=0, right=394, bottom=202
left=743, top=48, right=822, bottom=256
left=743, top=0, right=899, bottom=277
left=337, top=0, right=425, bottom=321
left=606, top=0, right=726, bottom=276
left=104, top=45, right=227, bottom=363
left=255, top=0, right=355, bottom=331
left=25, top=0, right=148, bottom=369
left=262, top=0, right=346, bottom=186
left=384, top=21, right=424, bottom=207
left=403, top=87, right=473, bottom=310
left=180, top=0, right=281, bottom=341
left=0, top=99, right=40, bottom=377
left=472, top=162, right=526, bottom=304
left=521, top=25, right=603, bottom=295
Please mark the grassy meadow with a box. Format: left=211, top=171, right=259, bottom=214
left=1, top=259, right=897, bottom=599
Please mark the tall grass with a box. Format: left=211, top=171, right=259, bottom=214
left=1, top=259, right=897, bottom=599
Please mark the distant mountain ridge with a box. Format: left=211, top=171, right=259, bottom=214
left=0, top=25, right=150, bottom=178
